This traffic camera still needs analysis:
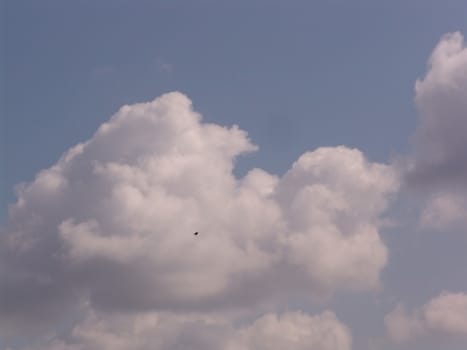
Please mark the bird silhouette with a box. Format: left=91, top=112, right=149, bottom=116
left=193, top=232, right=199, bottom=236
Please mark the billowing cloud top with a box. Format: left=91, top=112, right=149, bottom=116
left=12, top=310, right=352, bottom=350
left=1, top=92, right=399, bottom=348
left=5, top=27, right=467, bottom=350
left=386, top=291, right=467, bottom=343
left=384, top=32, right=467, bottom=349
left=404, top=32, right=467, bottom=233
left=410, top=32, right=467, bottom=187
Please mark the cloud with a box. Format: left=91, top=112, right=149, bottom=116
left=384, top=304, right=425, bottom=343
left=0, top=92, right=397, bottom=345
left=419, top=191, right=467, bottom=231
left=407, top=32, right=467, bottom=187
left=14, top=309, right=352, bottom=350
left=402, top=32, right=467, bottom=232
left=278, top=147, right=396, bottom=293
left=156, top=57, right=174, bottom=73
left=92, top=65, right=114, bottom=77
left=243, top=311, right=352, bottom=350
left=385, top=291, right=467, bottom=343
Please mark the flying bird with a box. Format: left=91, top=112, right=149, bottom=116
left=193, top=232, right=199, bottom=236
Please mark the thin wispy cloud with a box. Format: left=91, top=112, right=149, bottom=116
left=156, top=57, right=174, bottom=74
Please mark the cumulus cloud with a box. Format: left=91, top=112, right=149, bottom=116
left=419, top=191, right=467, bottom=231
left=407, top=32, right=467, bottom=187
left=385, top=291, right=467, bottom=343
left=0, top=92, right=397, bottom=346
left=278, top=148, right=395, bottom=293
left=242, top=311, right=351, bottom=350
left=384, top=304, right=425, bottom=343
left=402, top=32, right=467, bottom=232
left=14, top=309, right=351, bottom=350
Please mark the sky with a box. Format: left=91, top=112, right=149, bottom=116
left=2, top=1, right=467, bottom=349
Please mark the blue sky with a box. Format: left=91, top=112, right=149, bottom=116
left=2, top=1, right=467, bottom=350
left=4, top=0, right=467, bottom=217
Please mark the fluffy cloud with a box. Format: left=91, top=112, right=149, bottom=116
left=14, top=309, right=351, bottom=350
left=0, top=92, right=397, bottom=345
left=407, top=32, right=467, bottom=187
left=279, top=147, right=395, bottom=293
left=402, top=32, right=467, bottom=232
left=243, top=311, right=351, bottom=350
left=419, top=191, right=467, bottom=231
left=385, top=291, right=467, bottom=343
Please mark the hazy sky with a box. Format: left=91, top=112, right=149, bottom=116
left=2, top=1, right=467, bottom=350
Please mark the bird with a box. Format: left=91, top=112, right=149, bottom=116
left=193, top=232, right=199, bottom=236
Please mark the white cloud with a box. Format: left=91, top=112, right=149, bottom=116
left=0, top=92, right=397, bottom=344
left=243, top=311, right=352, bottom=350
left=385, top=304, right=425, bottom=343
left=279, top=147, right=396, bottom=293
left=419, top=191, right=467, bottom=231
left=385, top=291, right=467, bottom=343
left=15, top=309, right=351, bottom=350
left=408, top=32, right=467, bottom=187
left=403, top=31, right=467, bottom=232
